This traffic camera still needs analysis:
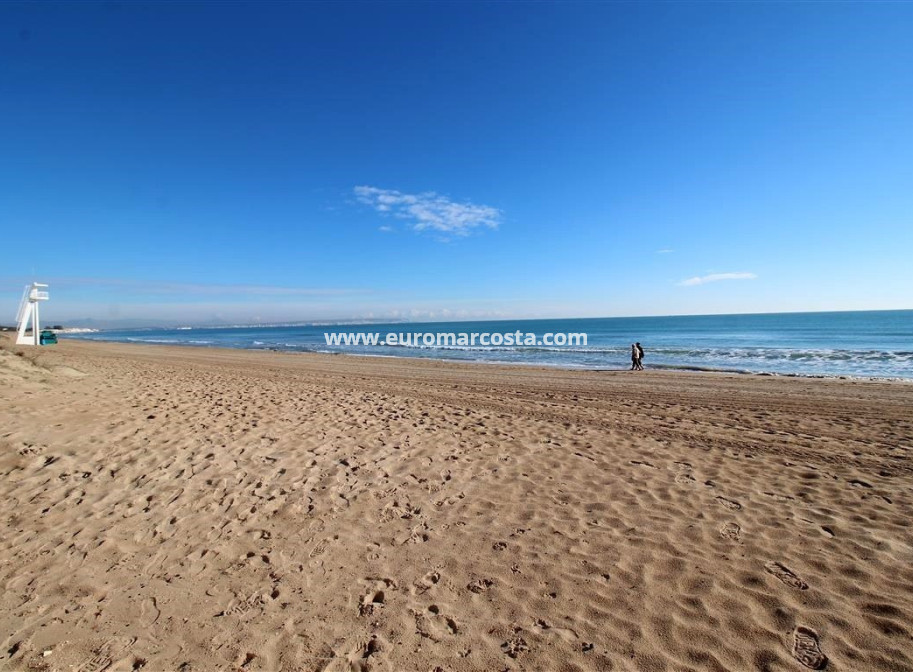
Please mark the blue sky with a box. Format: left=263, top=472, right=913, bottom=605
left=2, top=1, right=912, bottom=325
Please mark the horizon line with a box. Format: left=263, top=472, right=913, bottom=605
left=27, top=306, right=913, bottom=331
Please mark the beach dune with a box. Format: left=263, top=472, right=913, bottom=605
left=1, top=336, right=911, bottom=671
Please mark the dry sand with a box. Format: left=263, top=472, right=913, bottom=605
left=1, top=335, right=911, bottom=672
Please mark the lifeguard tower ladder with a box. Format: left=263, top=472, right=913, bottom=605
left=16, top=283, right=50, bottom=346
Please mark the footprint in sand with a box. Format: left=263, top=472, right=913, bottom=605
left=359, top=577, right=397, bottom=615
left=672, top=461, right=695, bottom=483
left=793, top=626, right=828, bottom=669
left=719, top=522, right=741, bottom=541
left=77, top=638, right=136, bottom=672
left=140, top=597, right=160, bottom=627
left=327, top=635, right=388, bottom=672
left=716, top=496, right=742, bottom=511
left=411, top=570, right=441, bottom=595
left=78, top=651, right=114, bottom=672
left=216, top=593, right=265, bottom=617
left=765, top=561, right=808, bottom=590
left=236, top=652, right=257, bottom=669
left=429, top=605, right=459, bottom=634
left=412, top=606, right=458, bottom=642
left=402, top=523, right=430, bottom=545
left=467, top=577, right=495, bottom=594
left=501, top=629, right=530, bottom=659
left=359, top=589, right=386, bottom=616
left=532, top=618, right=579, bottom=643
left=17, top=442, right=45, bottom=456
left=308, top=538, right=329, bottom=558
left=412, top=610, right=439, bottom=642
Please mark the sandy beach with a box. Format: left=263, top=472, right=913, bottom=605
left=1, top=335, right=911, bottom=672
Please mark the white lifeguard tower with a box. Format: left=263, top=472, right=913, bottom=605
left=15, top=282, right=50, bottom=346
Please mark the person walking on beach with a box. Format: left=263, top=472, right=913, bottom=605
left=631, top=343, right=639, bottom=371
left=635, top=342, right=645, bottom=370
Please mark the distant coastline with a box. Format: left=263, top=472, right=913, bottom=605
left=52, top=307, right=913, bottom=333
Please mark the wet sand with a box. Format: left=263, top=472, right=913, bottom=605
left=1, top=335, right=912, bottom=671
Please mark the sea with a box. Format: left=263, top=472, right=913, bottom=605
left=67, top=310, right=913, bottom=380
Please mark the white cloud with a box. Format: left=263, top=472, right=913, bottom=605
left=657, top=248, right=674, bottom=254
left=679, top=272, right=758, bottom=287
left=355, top=186, right=501, bottom=235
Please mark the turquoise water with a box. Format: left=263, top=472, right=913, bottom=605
left=69, top=310, right=913, bottom=379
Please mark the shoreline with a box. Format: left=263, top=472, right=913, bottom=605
left=61, top=333, right=913, bottom=383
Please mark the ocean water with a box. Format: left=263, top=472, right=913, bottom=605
left=68, top=310, right=913, bottom=379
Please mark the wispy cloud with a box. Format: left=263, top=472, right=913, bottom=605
left=144, top=283, right=365, bottom=297
left=679, top=272, right=757, bottom=287
left=354, top=186, right=501, bottom=236
left=0, top=276, right=366, bottom=297
left=657, top=248, right=674, bottom=254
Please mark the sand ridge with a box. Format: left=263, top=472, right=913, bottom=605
left=1, top=337, right=912, bottom=671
